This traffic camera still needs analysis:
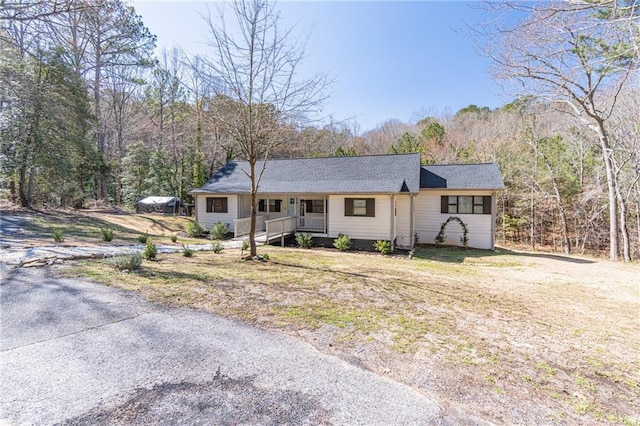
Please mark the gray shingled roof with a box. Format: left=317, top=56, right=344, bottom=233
left=420, top=163, right=504, bottom=190
left=193, top=153, right=422, bottom=194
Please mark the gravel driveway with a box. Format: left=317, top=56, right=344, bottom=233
left=0, top=267, right=442, bottom=424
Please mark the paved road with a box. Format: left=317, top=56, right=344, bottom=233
left=0, top=267, right=442, bottom=424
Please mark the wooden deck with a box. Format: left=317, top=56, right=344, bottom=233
left=232, top=231, right=294, bottom=245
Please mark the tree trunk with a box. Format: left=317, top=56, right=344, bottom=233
left=94, top=42, right=108, bottom=202
left=595, top=124, right=619, bottom=261
left=617, top=192, right=631, bottom=262
left=249, top=158, right=257, bottom=257
left=18, top=163, right=29, bottom=207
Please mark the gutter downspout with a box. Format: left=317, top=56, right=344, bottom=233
left=491, top=190, right=497, bottom=250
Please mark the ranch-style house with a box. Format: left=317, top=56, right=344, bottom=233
left=191, top=153, right=504, bottom=250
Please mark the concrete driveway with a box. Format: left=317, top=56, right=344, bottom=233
left=0, top=267, right=442, bottom=424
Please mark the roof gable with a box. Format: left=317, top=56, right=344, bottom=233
left=420, top=163, right=504, bottom=190
left=194, top=153, right=422, bottom=195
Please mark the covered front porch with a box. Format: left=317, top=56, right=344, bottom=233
left=232, top=195, right=328, bottom=240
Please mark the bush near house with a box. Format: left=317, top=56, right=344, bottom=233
left=186, top=221, right=204, bottom=238
left=373, top=239, right=392, bottom=255
left=295, top=232, right=314, bottom=249
left=210, top=222, right=229, bottom=240
left=333, top=234, right=352, bottom=251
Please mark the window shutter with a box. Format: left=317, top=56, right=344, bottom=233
left=345, top=198, right=354, bottom=216
left=258, top=199, right=265, bottom=212
left=306, top=200, right=313, bottom=213
left=206, top=197, right=213, bottom=213
left=366, top=198, right=375, bottom=217
left=441, top=196, right=448, bottom=214
left=483, top=196, right=492, bottom=214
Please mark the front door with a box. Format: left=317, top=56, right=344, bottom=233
left=287, top=197, right=296, bottom=217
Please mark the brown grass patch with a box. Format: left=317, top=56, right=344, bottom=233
left=62, top=246, right=640, bottom=424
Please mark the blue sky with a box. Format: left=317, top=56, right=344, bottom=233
left=133, top=1, right=507, bottom=133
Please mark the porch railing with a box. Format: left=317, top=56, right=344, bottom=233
left=265, top=216, right=297, bottom=244
left=297, top=216, right=325, bottom=233
left=233, top=215, right=266, bottom=237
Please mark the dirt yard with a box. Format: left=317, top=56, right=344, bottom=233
left=3, top=209, right=639, bottom=424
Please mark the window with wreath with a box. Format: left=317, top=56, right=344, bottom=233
left=441, top=196, right=491, bottom=214
left=344, top=198, right=375, bottom=217
left=206, top=197, right=228, bottom=213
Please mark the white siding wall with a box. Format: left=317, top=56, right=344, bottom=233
left=328, top=194, right=392, bottom=240
left=196, top=194, right=238, bottom=229
left=395, top=195, right=412, bottom=248
left=415, top=190, right=494, bottom=249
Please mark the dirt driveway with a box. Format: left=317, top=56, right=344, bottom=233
left=0, top=267, right=448, bottom=425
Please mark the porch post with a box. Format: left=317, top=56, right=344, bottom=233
left=324, top=197, right=327, bottom=234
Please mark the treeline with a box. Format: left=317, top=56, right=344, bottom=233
left=1, top=1, right=638, bottom=260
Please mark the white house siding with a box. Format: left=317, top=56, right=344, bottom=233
left=415, top=190, right=495, bottom=250
left=196, top=194, right=238, bottom=229
left=328, top=194, right=392, bottom=240
left=395, top=195, right=413, bottom=248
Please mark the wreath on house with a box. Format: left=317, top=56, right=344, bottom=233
left=434, top=216, right=469, bottom=247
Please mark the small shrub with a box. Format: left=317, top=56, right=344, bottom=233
left=182, top=244, right=194, bottom=257
left=295, top=232, right=314, bottom=249
left=211, top=240, right=223, bottom=253
left=100, top=227, right=114, bottom=242
left=138, top=233, right=148, bottom=244
left=333, top=233, right=352, bottom=251
left=210, top=221, right=229, bottom=240
left=186, top=221, right=204, bottom=238
left=241, top=240, right=249, bottom=254
left=143, top=240, right=157, bottom=260
left=262, top=253, right=270, bottom=260
left=53, top=229, right=64, bottom=243
left=170, top=234, right=178, bottom=243
left=110, top=253, right=142, bottom=271
left=373, top=239, right=392, bottom=255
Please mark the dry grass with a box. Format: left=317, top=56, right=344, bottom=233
left=63, top=245, right=639, bottom=424
left=8, top=209, right=202, bottom=246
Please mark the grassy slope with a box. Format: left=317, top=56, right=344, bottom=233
left=63, top=245, right=640, bottom=425
left=10, top=210, right=201, bottom=246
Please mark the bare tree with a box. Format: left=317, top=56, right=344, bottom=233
left=479, top=1, right=640, bottom=261
left=0, top=0, right=89, bottom=22
left=198, top=0, right=328, bottom=257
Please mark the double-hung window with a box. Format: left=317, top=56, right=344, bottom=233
left=258, top=199, right=282, bottom=213
left=441, top=196, right=491, bottom=214
left=206, top=197, right=228, bottom=213
left=345, top=198, right=375, bottom=217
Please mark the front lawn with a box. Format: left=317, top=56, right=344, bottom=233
left=64, top=246, right=640, bottom=424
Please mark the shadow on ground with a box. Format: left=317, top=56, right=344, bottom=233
left=413, top=245, right=595, bottom=264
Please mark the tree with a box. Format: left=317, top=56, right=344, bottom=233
left=0, top=42, right=94, bottom=207
left=388, top=132, right=423, bottom=156
left=480, top=1, right=640, bottom=261
left=42, top=0, right=156, bottom=202
left=199, top=0, right=328, bottom=257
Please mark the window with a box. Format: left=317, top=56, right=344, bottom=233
left=345, top=198, right=375, bottom=217
left=441, top=196, right=491, bottom=214
left=206, top=197, right=228, bottom=213
left=304, top=199, right=325, bottom=214
left=258, top=199, right=282, bottom=213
